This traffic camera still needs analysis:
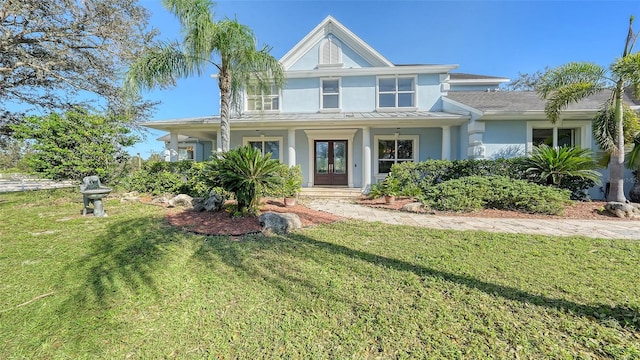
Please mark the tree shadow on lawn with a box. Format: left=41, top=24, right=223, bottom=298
left=68, top=215, right=181, bottom=307
left=195, top=230, right=639, bottom=333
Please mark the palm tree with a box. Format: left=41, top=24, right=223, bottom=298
left=125, top=0, right=285, bottom=152
left=524, top=144, right=602, bottom=187
left=535, top=16, right=640, bottom=202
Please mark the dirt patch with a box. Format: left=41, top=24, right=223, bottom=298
left=358, top=197, right=633, bottom=221
left=164, top=199, right=342, bottom=236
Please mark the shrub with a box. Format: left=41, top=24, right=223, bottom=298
left=418, top=175, right=571, bottom=215
left=210, top=145, right=284, bottom=215
left=120, top=160, right=215, bottom=197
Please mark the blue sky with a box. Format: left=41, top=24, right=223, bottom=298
left=129, top=0, right=640, bottom=157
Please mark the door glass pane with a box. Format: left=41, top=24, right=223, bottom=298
left=265, top=141, right=279, bottom=159
left=316, top=141, right=328, bottom=174
left=333, top=142, right=346, bottom=174
left=397, top=140, right=413, bottom=159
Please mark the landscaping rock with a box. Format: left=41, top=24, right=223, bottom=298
left=151, top=193, right=174, bottom=205
left=259, top=212, right=302, bottom=235
left=204, top=191, right=225, bottom=212
left=168, top=194, right=193, bottom=208
left=120, top=191, right=140, bottom=203
left=191, top=197, right=206, bottom=212
left=401, top=202, right=424, bottom=213
left=604, top=201, right=640, bottom=218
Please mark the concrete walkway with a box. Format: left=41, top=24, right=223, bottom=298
left=307, top=199, right=640, bottom=240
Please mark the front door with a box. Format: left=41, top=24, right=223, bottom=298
left=314, top=140, right=348, bottom=186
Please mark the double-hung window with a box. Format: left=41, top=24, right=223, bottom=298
left=321, top=79, right=340, bottom=110
left=246, top=84, right=279, bottom=111
left=375, top=135, right=418, bottom=174
left=378, top=77, right=415, bottom=108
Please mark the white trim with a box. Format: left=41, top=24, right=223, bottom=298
left=244, top=84, right=281, bottom=113
left=243, top=136, right=284, bottom=162
left=376, top=76, right=417, bottom=111
left=280, top=15, right=393, bottom=70
left=304, top=129, right=357, bottom=187
left=373, top=134, right=420, bottom=176
left=318, top=35, right=343, bottom=66
left=525, top=120, right=592, bottom=154
left=320, top=77, right=341, bottom=111
left=285, top=64, right=458, bottom=79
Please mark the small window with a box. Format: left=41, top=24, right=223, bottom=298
left=246, top=84, right=279, bottom=111
left=321, top=79, right=339, bottom=109
left=378, top=77, right=415, bottom=108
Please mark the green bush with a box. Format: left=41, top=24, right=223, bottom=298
left=418, top=176, right=571, bottom=215
left=120, top=160, right=215, bottom=197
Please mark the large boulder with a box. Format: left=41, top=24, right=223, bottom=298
left=168, top=194, right=193, bottom=208
left=259, top=212, right=302, bottom=235
left=192, top=190, right=226, bottom=212
left=401, top=202, right=424, bottom=213
left=604, top=202, right=640, bottom=219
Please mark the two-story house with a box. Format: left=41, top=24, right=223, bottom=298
left=143, top=15, right=638, bottom=195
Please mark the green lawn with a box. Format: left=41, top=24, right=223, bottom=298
left=1, top=189, right=638, bottom=359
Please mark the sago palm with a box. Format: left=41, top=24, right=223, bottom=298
left=211, top=145, right=284, bottom=214
left=125, top=0, right=285, bottom=152
left=524, top=145, right=602, bottom=187
left=535, top=16, right=640, bottom=202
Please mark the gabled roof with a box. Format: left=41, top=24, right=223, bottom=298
left=449, top=73, right=510, bottom=86
left=279, top=15, right=394, bottom=70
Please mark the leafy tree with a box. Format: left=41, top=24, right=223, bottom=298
left=506, top=67, right=548, bottom=91
left=524, top=145, right=602, bottom=187
left=0, top=138, right=31, bottom=171
left=536, top=16, right=640, bottom=202
left=209, top=145, right=284, bottom=215
left=0, top=0, right=157, bottom=144
left=125, top=0, right=285, bottom=152
left=12, top=110, right=138, bottom=183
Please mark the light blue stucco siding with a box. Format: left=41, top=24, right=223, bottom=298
left=199, top=141, right=213, bottom=161
left=341, top=45, right=372, bottom=68
left=417, top=74, right=443, bottom=111
left=341, top=76, right=375, bottom=112
left=282, top=78, right=319, bottom=113
left=288, top=43, right=321, bottom=71
left=482, top=121, right=527, bottom=159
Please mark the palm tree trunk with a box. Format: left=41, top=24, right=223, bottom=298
left=218, top=64, right=231, bottom=153
left=608, top=81, right=627, bottom=202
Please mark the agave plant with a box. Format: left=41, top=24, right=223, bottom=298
left=211, top=145, right=284, bottom=215
left=525, top=145, right=602, bottom=187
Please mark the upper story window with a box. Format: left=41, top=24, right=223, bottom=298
left=321, top=79, right=340, bottom=110
left=378, top=77, right=415, bottom=109
left=246, top=84, right=279, bottom=112
left=318, top=36, right=342, bottom=67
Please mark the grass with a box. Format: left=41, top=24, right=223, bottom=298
left=0, top=189, right=639, bottom=359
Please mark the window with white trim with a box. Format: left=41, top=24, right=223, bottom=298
left=246, top=84, right=279, bottom=111
left=532, top=128, right=576, bottom=147
left=321, top=79, right=340, bottom=110
left=374, top=135, right=419, bottom=174
left=243, top=137, right=283, bottom=161
left=378, top=77, right=415, bottom=108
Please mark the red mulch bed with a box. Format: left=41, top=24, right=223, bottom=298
left=165, top=199, right=342, bottom=236
left=358, top=197, right=634, bottom=221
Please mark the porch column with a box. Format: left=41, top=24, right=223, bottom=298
left=288, top=128, right=296, bottom=166
left=216, top=131, right=222, bottom=153
left=362, top=126, right=371, bottom=191
left=169, top=132, right=179, bottom=162
left=441, top=126, right=451, bottom=160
